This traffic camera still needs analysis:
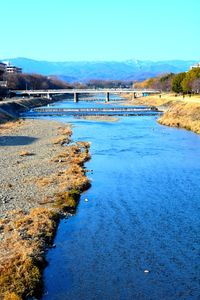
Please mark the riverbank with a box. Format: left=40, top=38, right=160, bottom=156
left=0, top=119, right=91, bottom=299
left=158, top=102, right=200, bottom=134
left=0, top=95, right=68, bottom=123
left=123, top=93, right=200, bottom=134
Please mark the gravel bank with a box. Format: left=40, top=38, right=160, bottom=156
left=0, top=119, right=71, bottom=217
left=0, top=118, right=91, bottom=299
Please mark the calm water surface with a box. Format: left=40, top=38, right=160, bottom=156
left=37, top=99, right=200, bottom=300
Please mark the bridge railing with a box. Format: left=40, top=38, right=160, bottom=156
left=12, top=88, right=161, bottom=94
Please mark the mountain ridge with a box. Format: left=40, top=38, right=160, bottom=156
left=1, top=57, right=197, bottom=82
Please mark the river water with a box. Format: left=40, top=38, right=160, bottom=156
left=33, top=98, right=200, bottom=300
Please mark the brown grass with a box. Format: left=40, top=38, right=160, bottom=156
left=0, top=124, right=91, bottom=299
left=123, top=93, right=200, bottom=108
left=58, top=126, right=72, bottom=136
left=51, top=151, right=69, bottom=163
left=54, top=189, right=80, bottom=212
left=158, top=102, right=200, bottom=134
left=0, top=120, right=24, bottom=133
left=52, top=126, right=73, bottom=145
left=57, top=164, right=91, bottom=192
left=0, top=208, right=59, bottom=299
left=123, top=93, right=172, bottom=107
left=19, top=150, right=34, bottom=157
left=122, top=92, right=200, bottom=134
left=36, top=176, right=55, bottom=187
left=38, top=142, right=91, bottom=190
left=52, top=135, right=71, bottom=145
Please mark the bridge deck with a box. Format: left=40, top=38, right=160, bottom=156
left=13, top=88, right=160, bottom=95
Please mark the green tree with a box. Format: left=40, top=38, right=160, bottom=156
left=171, top=72, right=186, bottom=93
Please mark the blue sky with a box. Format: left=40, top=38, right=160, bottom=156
left=1, top=0, right=200, bottom=61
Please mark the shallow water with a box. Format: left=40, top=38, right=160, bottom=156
left=37, top=100, right=200, bottom=300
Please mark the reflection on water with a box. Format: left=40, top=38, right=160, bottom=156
left=39, top=102, right=200, bottom=300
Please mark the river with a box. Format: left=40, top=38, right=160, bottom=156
left=30, top=98, right=200, bottom=300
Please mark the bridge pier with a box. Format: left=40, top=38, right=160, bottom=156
left=74, top=92, right=79, bottom=103
left=46, top=93, right=51, bottom=99
left=132, top=92, right=137, bottom=100
left=105, top=92, right=110, bottom=102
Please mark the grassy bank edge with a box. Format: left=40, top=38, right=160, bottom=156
left=123, top=93, right=200, bottom=135
left=0, top=122, right=91, bottom=300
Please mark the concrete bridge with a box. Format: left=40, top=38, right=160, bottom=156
left=12, top=88, right=160, bottom=103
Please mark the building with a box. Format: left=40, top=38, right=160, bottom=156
left=5, top=65, right=22, bottom=74
left=0, top=60, right=23, bottom=88
left=2, top=61, right=22, bottom=74
left=4, top=61, right=22, bottom=74
left=190, top=62, right=200, bottom=70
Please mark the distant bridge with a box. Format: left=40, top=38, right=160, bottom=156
left=12, top=88, right=160, bottom=103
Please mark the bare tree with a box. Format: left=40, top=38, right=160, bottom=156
left=191, top=78, right=200, bottom=94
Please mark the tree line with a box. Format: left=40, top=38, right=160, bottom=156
left=0, top=73, right=73, bottom=99
left=0, top=74, right=134, bottom=99
left=134, top=67, right=200, bottom=94
left=6, top=73, right=73, bottom=90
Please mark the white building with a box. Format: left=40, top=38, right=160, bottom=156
left=6, top=65, right=22, bottom=74
left=3, top=61, right=22, bottom=74
left=190, top=62, right=200, bottom=70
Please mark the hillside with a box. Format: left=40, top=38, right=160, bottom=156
left=1, top=58, right=197, bottom=82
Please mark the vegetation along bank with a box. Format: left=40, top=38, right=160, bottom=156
left=130, top=66, right=200, bottom=134
left=0, top=119, right=91, bottom=299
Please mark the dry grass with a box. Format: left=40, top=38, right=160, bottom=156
left=57, top=164, right=91, bottom=192
left=58, top=126, right=72, bottom=136
left=122, top=92, right=200, bottom=134
left=0, top=120, right=24, bottom=133
left=123, top=93, right=172, bottom=107
left=19, top=150, right=34, bottom=157
left=158, top=102, right=200, bottom=134
left=54, top=189, right=80, bottom=212
left=51, top=151, right=69, bottom=163
left=3, top=292, right=22, bottom=300
left=51, top=142, right=91, bottom=165
left=0, top=124, right=91, bottom=299
left=123, top=93, right=200, bottom=108
left=0, top=208, right=59, bottom=299
left=52, top=135, right=71, bottom=145
left=52, top=126, right=72, bottom=145
left=36, top=176, right=55, bottom=187
left=37, top=143, right=91, bottom=191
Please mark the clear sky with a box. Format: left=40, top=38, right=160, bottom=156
left=1, top=0, right=200, bottom=61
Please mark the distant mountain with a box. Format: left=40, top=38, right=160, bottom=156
left=1, top=57, right=197, bottom=82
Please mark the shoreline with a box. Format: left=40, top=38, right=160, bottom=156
left=0, top=95, right=67, bottom=123
left=0, top=118, right=91, bottom=299
left=122, top=93, right=200, bottom=135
